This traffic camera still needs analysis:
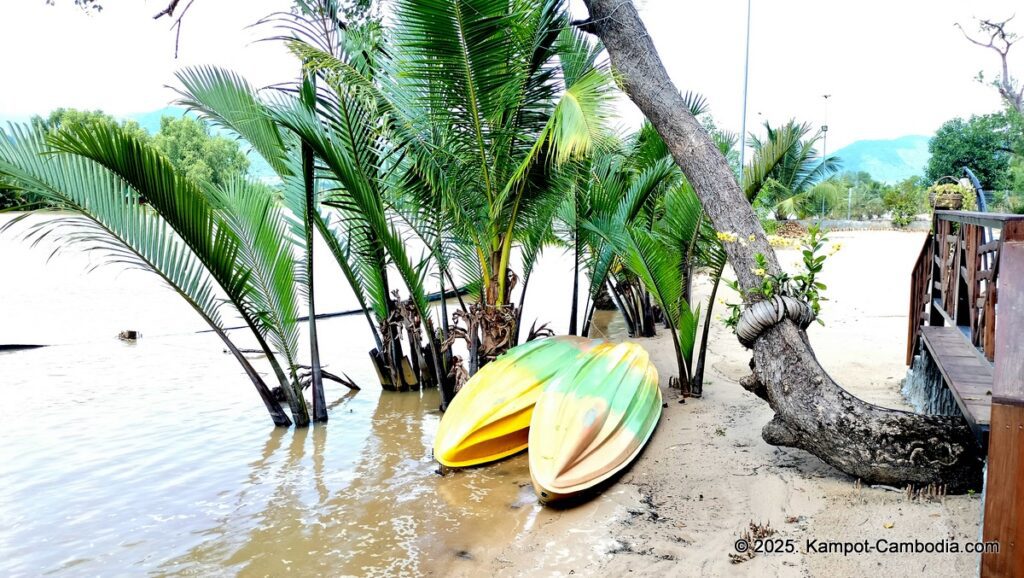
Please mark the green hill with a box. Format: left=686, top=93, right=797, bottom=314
left=832, top=135, right=930, bottom=184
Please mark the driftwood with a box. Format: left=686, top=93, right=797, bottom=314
left=298, top=365, right=361, bottom=391
left=273, top=367, right=360, bottom=402
left=578, top=0, right=983, bottom=490
left=0, top=344, right=46, bottom=351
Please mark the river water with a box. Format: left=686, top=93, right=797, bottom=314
left=0, top=214, right=606, bottom=576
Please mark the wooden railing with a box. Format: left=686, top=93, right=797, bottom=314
left=906, top=211, right=1024, bottom=365
left=906, top=210, right=1024, bottom=575
left=906, top=234, right=933, bottom=365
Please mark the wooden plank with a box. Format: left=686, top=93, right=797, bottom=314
left=982, top=403, right=1024, bottom=576
left=930, top=298, right=956, bottom=327
left=982, top=221, right=1024, bottom=577
left=935, top=210, right=1024, bottom=228
left=979, top=240, right=1000, bottom=254
left=907, top=237, right=933, bottom=366
left=920, top=326, right=993, bottom=437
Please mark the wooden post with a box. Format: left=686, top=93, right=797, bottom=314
left=930, top=216, right=947, bottom=327
left=956, top=225, right=971, bottom=327
left=982, top=221, right=1024, bottom=576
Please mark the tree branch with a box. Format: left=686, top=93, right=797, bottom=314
left=153, top=0, right=183, bottom=19
left=153, top=0, right=197, bottom=58
left=956, top=16, right=1022, bottom=113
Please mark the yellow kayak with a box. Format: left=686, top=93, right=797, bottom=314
left=529, top=342, right=661, bottom=503
left=433, top=336, right=599, bottom=468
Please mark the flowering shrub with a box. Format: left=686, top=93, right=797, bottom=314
left=768, top=236, right=800, bottom=249
left=721, top=224, right=835, bottom=330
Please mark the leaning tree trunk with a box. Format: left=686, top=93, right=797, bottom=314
left=579, top=0, right=983, bottom=490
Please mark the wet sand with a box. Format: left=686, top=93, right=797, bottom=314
left=448, top=230, right=983, bottom=577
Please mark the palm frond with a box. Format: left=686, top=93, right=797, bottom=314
left=0, top=124, right=226, bottom=328
left=174, top=66, right=293, bottom=176
left=0, top=123, right=293, bottom=425
left=46, top=121, right=310, bottom=421
left=209, top=177, right=303, bottom=376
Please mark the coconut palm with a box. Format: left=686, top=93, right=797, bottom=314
left=748, top=120, right=841, bottom=219
left=289, top=0, right=613, bottom=372
left=0, top=124, right=298, bottom=426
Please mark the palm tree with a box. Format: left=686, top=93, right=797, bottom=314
left=748, top=120, right=841, bottom=219
left=173, top=15, right=451, bottom=402
left=575, top=149, right=677, bottom=339
left=574, top=116, right=815, bottom=396
left=0, top=124, right=296, bottom=426
left=291, top=0, right=613, bottom=372
left=45, top=122, right=313, bottom=425
left=690, top=120, right=835, bottom=394
left=587, top=182, right=704, bottom=391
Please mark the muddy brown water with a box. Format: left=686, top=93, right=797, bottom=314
left=0, top=214, right=618, bottom=576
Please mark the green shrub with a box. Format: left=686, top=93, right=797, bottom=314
left=882, top=179, right=924, bottom=228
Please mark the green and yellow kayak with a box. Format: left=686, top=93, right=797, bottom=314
left=529, top=341, right=661, bottom=503
left=433, top=336, right=599, bottom=468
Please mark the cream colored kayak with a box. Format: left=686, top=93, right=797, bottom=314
left=529, top=341, right=661, bottom=502
left=433, top=336, right=599, bottom=468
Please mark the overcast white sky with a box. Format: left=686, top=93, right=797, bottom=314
left=0, top=0, right=1018, bottom=150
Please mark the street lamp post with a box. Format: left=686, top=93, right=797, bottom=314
left=738, top=0, right=752, bottom=175
left=821, top=94, right=831, bottom=219
left=822, top=93, right=831, bottom=161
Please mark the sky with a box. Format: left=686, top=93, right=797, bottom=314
left=0, top=0, right=1018, bottom=151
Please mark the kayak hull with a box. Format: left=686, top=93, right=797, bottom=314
left=433, top=336, right=599, bottom=468
left=528, top=342, right=662, bottom=503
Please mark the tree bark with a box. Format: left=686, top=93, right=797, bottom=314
left=302, top=73, right=328, bottom=423
left=569, top=236, right=580, bottom=335
left=692, top=262, right=724, bottom=397
left=579, top=0, right=983, bottom=490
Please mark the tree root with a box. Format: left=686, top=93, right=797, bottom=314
left=751, top=322, right=983, bottom=491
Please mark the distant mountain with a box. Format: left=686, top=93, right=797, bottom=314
left=122, top=106, right=188, bottom=135
left=832, top=135, right=931, bottom=184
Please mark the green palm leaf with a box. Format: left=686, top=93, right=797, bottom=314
left=208, top=177, right=303, bottom=385
left=47, top=122, right=311, bottom=424
left=0, top=124, right=292, bottom=426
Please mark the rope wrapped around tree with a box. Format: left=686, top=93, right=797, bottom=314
left=735, top=296, right=816, bottom=348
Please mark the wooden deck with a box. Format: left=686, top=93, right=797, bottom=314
left=910, top=212, right=1024, bottom=574
left=920, top=326, right=993, bottom=441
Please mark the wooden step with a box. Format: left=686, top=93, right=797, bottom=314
left=920, top=325, right=993, bottom=442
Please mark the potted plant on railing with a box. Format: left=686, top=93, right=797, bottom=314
left=927, top=178, right=977, bottom=211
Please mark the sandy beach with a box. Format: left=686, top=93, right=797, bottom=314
left=452, top=230, right=984, bottom=577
